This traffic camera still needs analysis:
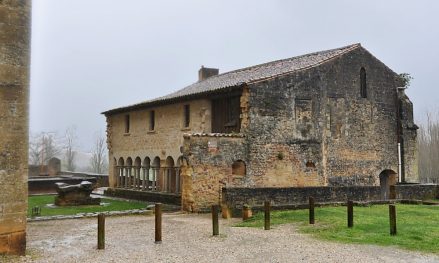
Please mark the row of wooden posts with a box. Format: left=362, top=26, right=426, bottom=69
left=96, top=198, right=398, bottom=249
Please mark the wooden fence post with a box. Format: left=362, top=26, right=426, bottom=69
left=347, top=200, right=353, bottom=228
left=155, top=203, right=162, bottom=243
left=212, top=205, right=219, bottom=236
left=309, top=197, right=315, bottom=224
left=389, top=204, right=397, bottom=235
left=97, top=213, right=105, bottom=249
left=242, top=205, right=252, bottom=221
left=264, top=201, right=270, bottom=230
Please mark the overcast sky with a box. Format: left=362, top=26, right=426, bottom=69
left=31, top=0, right=439, bottom=150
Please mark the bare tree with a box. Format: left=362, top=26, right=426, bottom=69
left=64, top=126, right=77, bottom=171
left=90, top=132, right=108, bottom=174
left=418, top=111, right=439, bottom=183
left=28, top=132, right=61, bottom=165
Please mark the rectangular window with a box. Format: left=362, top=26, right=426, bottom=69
left=212, top=96, right=240, bottom=133
left=149, top=110, right=155, bottom=131
left=125, top=114, right=130, bottom=133
left=183, top=104, right=190, bottom=128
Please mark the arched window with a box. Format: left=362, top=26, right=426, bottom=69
left=232, top=160, right=246, bottom=176
left=360, top=67, right=367, bottom=98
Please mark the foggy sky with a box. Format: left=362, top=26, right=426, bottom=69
left=31, top=0, right=439, bottom=150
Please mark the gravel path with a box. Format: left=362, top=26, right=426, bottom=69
left=7, top=213, right=439, bottom=263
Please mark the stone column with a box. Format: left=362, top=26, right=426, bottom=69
left=0, top=0, right=31, bottom=255
left=124, top=167, right=128, bottom=188
left=141, top=167, right=146, bottom=190
left=115, top=166, right=119, bottom=187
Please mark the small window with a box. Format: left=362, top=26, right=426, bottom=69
left=232, top=160, right=246, bottom=176
left=306, top=161, right=316, bottom=168
left=183, top=104, right=190, bottom=128
left=149, top=110, right=155, bottom=131
left=360, top=67, right=367, bottom=98
left=124, top=114, right=130, bottom=133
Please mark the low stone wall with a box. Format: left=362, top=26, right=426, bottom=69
left=392, top=184, right=439, bottom=200
left=105, top=188, right=181, bottom=206
left=222, top=184, right=439, bottom=209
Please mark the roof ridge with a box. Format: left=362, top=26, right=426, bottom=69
left=197, top=43, right=361, bottom=83
left=103, top=43, right=362, bottom=115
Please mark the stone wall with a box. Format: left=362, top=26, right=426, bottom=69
left=245, top=47, right=403, bottom=188
left=392, top=184, right=438, bottom=200
left=222, top=186, right=382, bottom=208
left=105, top=187, right=180, bottom=205
left=182, top=134, right=247, bottom=211
left=0, top=0, right=31, bottom=255
left=398, top=89, right=419, bottom=183
left=222, top=184, right=439, bottom=209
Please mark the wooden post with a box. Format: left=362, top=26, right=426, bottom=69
left=155, top=203, right=162, bottom=243
left=242, top=205, right=252, bottom=221
left=97, top=213, right=105, bottom=249
left=389, top=204, right=397, bottom=235
left=347, top=200, right=353, bottom=228
left=264, top=201, right=270, bottom=230
left=212, top=205, right=219, bottom=236
left=309, top=197, right=315, bottom=224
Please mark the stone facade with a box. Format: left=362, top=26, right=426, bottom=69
left=0, top=0, right=31, bottom=255
left=103, top=44, right=418, bottom=212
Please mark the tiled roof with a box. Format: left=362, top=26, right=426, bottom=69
left=103, top=43, right=361, bottom=115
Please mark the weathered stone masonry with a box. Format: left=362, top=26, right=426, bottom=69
left=0, top=0, right=31, bottom=255
left=103, top=44, right=418, bottom=211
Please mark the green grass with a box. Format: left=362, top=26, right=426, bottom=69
left=28, top=195, right=148, bottom=217
left=237, top=204, right=439, bottom=253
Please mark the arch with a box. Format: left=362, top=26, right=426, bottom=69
left=134, top=157, right=141, bottom=189
left=151, top=157, right=161, bottom=191
left=175, top=156, right=186, bottom=194
left=152, top=157, right=160, bottom=168
left=306, top=160, right=316, bottom=168
left=117, top=157, right=125, bottom=187
left=142, top=157, right=151, bottom=191
left=177, top=156, right=189, bottom=166
left=379, top=169, right=397, bottom=200
left=165, top=156, right=175, bottom=167
left=126, top=157, right=133, bottom=188
left=143, top=157, right=151, bottom=168
left=232, top=160, right=246, bottom=176
left=360, top=67, right=367, bottom=98
left=113, top=157, right=118, bottom=187
left=165, top=156, right=175, bottom=193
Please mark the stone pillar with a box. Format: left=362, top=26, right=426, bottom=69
left=152, top=167, right=158, bottom=191
left=181, top=164, right=194, bottom=212
left=124, top=167, right=128, bottom=188
left=135, top=167, right=140, bottom=189
left=0, top=0, right=31, bottom=255
left=108, top=155, right=116, bottom=188
left=141, top=167, right=146, bottom=190
left=116, top=166, right=120, bottom=187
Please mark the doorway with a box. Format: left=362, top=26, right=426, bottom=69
left=379, top=170, right=397, bottom=200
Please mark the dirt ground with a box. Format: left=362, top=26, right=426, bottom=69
left=4, top=213, right=439, bottom=263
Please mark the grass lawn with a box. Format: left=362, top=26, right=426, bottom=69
left=237, top=204, right=439, bottom=253
left=28, top=195, right=148, bottom=217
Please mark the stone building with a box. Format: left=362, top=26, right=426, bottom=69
left=103, top=44, right=418, bottom=211
left=0, top=0, right=31, bottom=255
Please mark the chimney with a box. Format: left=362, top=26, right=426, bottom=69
left=198, top=66, right=219, bottom=81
